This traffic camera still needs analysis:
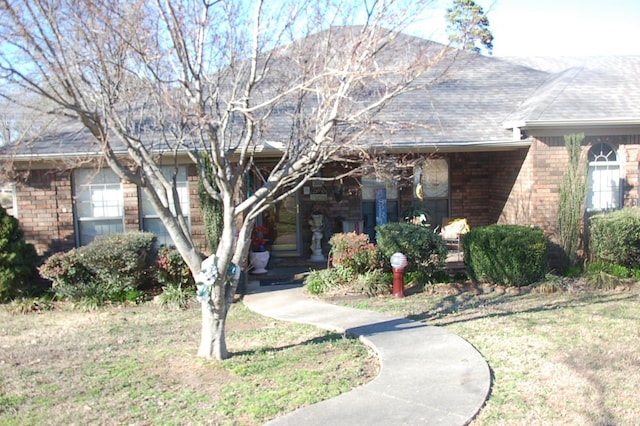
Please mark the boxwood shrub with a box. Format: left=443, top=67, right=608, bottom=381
left=589, top=208, right=640, bottom=268
left=463, top=224, right=547, bottom=287
left=40, top=232, right=157, bottom=302
left=375, top=222, right=446, bottom=283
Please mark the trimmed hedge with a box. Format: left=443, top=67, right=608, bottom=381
left=375, top=222, right=446, bottom=282
left=40, top=232, right=157, bottom=301
left=463, top=224, right=547, bottom=287
left=589, top=208, right=640, bottom=268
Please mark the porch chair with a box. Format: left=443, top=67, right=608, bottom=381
left=440, top=217, right=469, bottom=261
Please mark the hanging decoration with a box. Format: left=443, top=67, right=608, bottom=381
left=195, top=255, right=238, bottom=303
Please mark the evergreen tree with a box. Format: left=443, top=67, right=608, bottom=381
left=0, top=205, right=39, bottom=301
left=445, top=0, right=494, bottom=55
left=558, top=133, right=587, bottom=269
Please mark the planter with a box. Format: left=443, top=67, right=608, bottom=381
left=249, top=250, right=270, bottom=274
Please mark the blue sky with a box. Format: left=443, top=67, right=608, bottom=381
left=422, top=0, right=640, bottom=56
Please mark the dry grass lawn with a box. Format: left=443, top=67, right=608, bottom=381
left=0, top=300, right=377, bottom=425
left=337, top=280, right=640, bottom=425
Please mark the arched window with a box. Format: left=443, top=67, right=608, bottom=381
left=586, top=143, right=621, bottom=211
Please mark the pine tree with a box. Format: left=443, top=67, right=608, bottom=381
left=445, top=0, right=494, bottom=55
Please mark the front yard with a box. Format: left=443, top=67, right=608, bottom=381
left=2, top=279, right=639, bottom=425
left=337, top=281, right=640, bottom=425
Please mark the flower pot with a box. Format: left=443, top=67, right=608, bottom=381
left=249, top=250, right=270, bottom=274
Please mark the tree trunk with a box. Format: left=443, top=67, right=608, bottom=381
left=198, top=298, right=229, bottom=360
left=195, top=229, right=241, bottom=360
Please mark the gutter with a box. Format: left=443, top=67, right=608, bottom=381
left=504, top=118, right=640, bottom=131
left=3, top=139, right=532, bottom=164
left=374, top=139, right=532, bottom=153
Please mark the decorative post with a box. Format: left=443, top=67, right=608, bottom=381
left=390, top=252, right=408, bottom=298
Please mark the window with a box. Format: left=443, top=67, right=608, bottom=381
left=415, top=158, right=449, bottom=227
left=587, top=143, right=621, bottom=211
left=74, top=169, right=124, bottom=245
left=0, top=182, right=16, bottom=216
left=361, top=175, right=398, bottom=242
left=139, top=166, right=190, bottom=247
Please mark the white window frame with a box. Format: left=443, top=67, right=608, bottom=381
left=0, top=182, right=17, bottom=216
left=139, top=166, right=190, bottom=247
left=586, top=143, right=621, bottom=212
left=73, top=168, right=124, bottom=246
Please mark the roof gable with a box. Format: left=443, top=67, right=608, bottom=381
left=504, top=56, right=640, bottom=130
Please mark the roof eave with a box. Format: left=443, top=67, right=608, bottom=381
left=504, top=118, right=640, bottom=136
left=380, top=139, right=532, bottom=153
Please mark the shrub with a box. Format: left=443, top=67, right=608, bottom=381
left=304, top=267, right=355, bottom=296
left=80, top=232, right=157, bottom=293
left=464, top=224, right=547, bottom=287
left=156, top=247, right=195, bottom=289
left=5, top=297, right=55, bottom=314
left=304, top=268, right=340, bottom=296
left=587, top=260, right=631, bottom=279
left=39, top=232, right=157, bottom=302
left=39, top=249, right=98, bottom=300
left=329, top=232, right=379, bottom=276
left=375, top=222, right=446, bottom=283
left=586, top=271, right=621, bottom=290
left=353, top=270, right=391, bottom=297
left=557, top=133, right=587, bottom=268
left=0, top=206, right=39, bottom=302
left=154, top=284, right=192, bottom=310
left=589, top=208, right=640, bottom=268
left=154, top=247, right=195, bottom=309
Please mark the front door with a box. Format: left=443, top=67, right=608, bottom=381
left=264, top=192, right=300, bottom=256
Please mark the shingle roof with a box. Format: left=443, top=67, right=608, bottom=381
left=503, top=56, right=640, bottom=126
left=3, top=30, right=640, bottom=161
left=376, top=54, right=548, bottom=145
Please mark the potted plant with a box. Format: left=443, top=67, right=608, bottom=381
left=249, top=225, right=270, bottom=274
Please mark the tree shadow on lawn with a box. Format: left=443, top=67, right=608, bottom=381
left=230, top=332, right=349, bottom=357
left=407, top=289, right=639, bottom=327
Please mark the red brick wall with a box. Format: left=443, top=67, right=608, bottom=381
left=13, top=136, right=640, bottom=261
left=15, top=165, right=207, bottom=257
left=15, top=169, right=75, bottom=256
left=447, top=149, right=529, bottom=228
left=507, top=136, right=640, bottom=243
left=187, top=164, right=207, bottom=254
left=122, top=180, right=139, bottom=233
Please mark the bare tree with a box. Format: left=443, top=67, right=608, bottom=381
left=0, top=0, right=475, bottom=359
left=0, top=95, right=59, bottom=183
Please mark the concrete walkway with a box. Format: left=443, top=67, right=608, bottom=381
left=243, top=280, right=491, bottom=426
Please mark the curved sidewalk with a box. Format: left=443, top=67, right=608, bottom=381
left=243, top=281, right=491, bottom=426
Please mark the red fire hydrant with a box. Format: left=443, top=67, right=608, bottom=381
left=390, top=252, right=408, bottom=298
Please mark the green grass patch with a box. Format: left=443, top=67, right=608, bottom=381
left=0, top=301, right=377, bottom=425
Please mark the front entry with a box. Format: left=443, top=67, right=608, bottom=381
left=264, top=192, right=301, bottom=256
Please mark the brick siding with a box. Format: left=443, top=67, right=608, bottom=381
left=14, top=165, right=206, bottom=257
left=15, top=169, right=75, bottom=256
left=12, top=136, right=640, bottom=263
